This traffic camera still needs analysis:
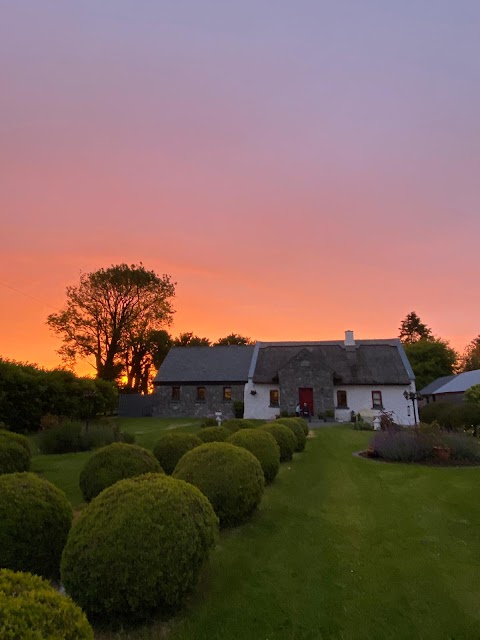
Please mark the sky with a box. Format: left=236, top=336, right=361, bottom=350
left=1, top=1, right=479, bottom=375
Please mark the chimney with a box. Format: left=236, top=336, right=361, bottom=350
left=344, top=330, right=355, bottom=347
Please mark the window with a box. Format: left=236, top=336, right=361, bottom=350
left=269, top=389, right=279, bottom=406
left=171, top=386, right=180, bottom=402
left=372, top=390, right=383, bottom=409
left=336, top=390, right=347, bottom=408
left=223, top=387, right=232, bottom=401
left=196, top=386, right=206, bottom=402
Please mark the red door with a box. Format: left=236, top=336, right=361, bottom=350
left=299, top=388, right=314, bottom=416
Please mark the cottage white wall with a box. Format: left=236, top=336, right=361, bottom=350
left=244, top=380, right=280, bottom=420
left=334, top=383, right=417, bottom=426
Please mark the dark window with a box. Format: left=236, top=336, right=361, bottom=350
left=336, top=390, right=347, bottom=408
left=372, top=390, right=383, bottom=409
left=223, top=387, right=232, bottom=401
left=171, top=386, right=180, bottom=402
left=270, top=389, right=279, bottom=406
left=196, top=386, right=206, bottom=402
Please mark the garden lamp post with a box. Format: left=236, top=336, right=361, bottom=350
left=403, top=390, right=421, bottom=425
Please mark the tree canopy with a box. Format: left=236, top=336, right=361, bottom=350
left=459, top=335, right=480, bottom=372
left=399, top=312, right=433, bottom=344
left=172, top=332, right=211, bottom=347
left=214, top=333, right=254, bottom=346
left=403, top=338, right=458, bottom=391
left=47, top=264, right=175, bottom=384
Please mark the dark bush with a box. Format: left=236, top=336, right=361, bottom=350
left=197, top=426, right=231, bottom=443
left=0, top=569, right=93, bottom=640
left=227, top=428, right=280, bottom=484
left=61, top=474, right=217, bottom=623
left=439, top=432, right=480, bottom=462
left=79, top=443, right=163, bottom=502
left=233, top=400, right=244, bottom=418
left=38, top=419, right=132, bottom=454
left=260, top=423, right=297, bottom=461
left=370, top=430, right=432, bottom=462
left=173, top=442, right=264, bottom=526
left=0, top=429, right=31, bottom=455
left=353, top=420, right=374, bottom=431
left=222, top=418, right=256, bottom=433
left=0, top=473, right=73, bottom=579
left=419, top=402, right=455, bottom=425
left=274, top=418, right=307, bottom=451
left=200, top=417, right=218, bottom=428
left=0, top=439, right=31, bottom=474
left=153, top=432, right=202, bottom=474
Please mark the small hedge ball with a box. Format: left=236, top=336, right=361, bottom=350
left=0, top=569, right=93, bottom=640
left=227, top=428, right=280, bottom=484
left=153, top=432, right=203, bottom=475
left=292, top=417, right=310, bottom=437
left=0, top=439, right=31, bottom=475
left=0, top=473, right=73, bottom=580
left=79, top=442, right=163, bottom=502
left=173, top=442, right=264, bottom=527
left=275, top=419, right=307, bottom=452
left=0, top=429, right=31, bottom=455
left=221, top=418, right=256, bottom=433
left=61, top=474, right=217, bottom=623
left=260, top=423, right=297, bottom=462
left=197, top=426, right=231, bottom=443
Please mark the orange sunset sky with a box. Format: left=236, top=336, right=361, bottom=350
left=1, top=1, right=479, bottom=376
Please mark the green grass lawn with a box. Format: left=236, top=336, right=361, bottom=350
left=30, top=423, right=480, bottom=639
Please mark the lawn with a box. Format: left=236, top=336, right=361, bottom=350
left=31, top=423, right=480, bottom=639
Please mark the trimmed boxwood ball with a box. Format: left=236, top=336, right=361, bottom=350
left=292, top=417, right=309, bottom=437
left=153, top=432, right=202, bottom=475
left=79, top=442, right=163, bottom=502
left=0, top=569, right=93, bottom=640
left=173, top=442, right=264, bottom=527
left=197, top=426, right=231, bottom=443
left=260, top=423, right=297, bottom=461
left=275, top=418, right=307, bottom=452
left=0, top=438, right=31, bottom=474
left=0, top=429, right=31, bottom=455
left=227, top=428, right=280, bottom=484
left=61, top=474, right=217, bottom=623
left=0, top=473, right=73, bottom=580
left=222, top=418, right=256, bottom=433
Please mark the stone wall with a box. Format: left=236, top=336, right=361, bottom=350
left=278, top=352, right=334, bottom=417
left=152, top=383, right=245, bottom=419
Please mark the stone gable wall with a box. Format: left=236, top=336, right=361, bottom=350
left=152, top=383, right=245, bottom=418
left=278, top=354, right=335, bottom=417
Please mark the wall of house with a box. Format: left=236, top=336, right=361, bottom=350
left=152, top=383, right=245, bottom=419
left=277, top=353, right=335, bottom=416
left=243, top=380, right=281, bottom=421
left=333, top=384, right=417, bottom=426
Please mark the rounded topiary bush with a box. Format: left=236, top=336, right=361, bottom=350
left=0, top=438, right=31, bottom=474
left=173, top=442, right=264, bottom=526
left=61, top=474, right=217, bottom=623
left=0, top=569, right=93, bottom=640
left=153, top=432, right=202, bottom=475
left=0, top=473, right=73, bottom=580
left=197, top=426, right=231, bottom=443
left=227, top=428, right=280, bottom=484
left=275, top=418, right=307, bottom=452
left=0, top=429, right=31, bottom=455
left=79, top=442, right=163, bottom=502
left=292, top=417, right=309, bottom=437
left=222, top=418, right=256, bottom=433
left=260, top=423, right=297, bottom=462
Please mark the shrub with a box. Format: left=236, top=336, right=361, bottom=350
left=233, top=400, right=244, bottom=418
left=439, top=432, right=480, bottom=462
left=201, top=417, right=218, bottom=428
left=222, top=418, right=256, bottom=433
left=354, top=420, right=374, bottom=431
left=61, top=474, right=217, bottom=623
left=292, top=417, right=309, bottom=437
left=197, top=426, right=231, bottom=443
left=275, top=418, right=307, bottom=451
left=0, top=429, right=31, bottom=455
left=370, top=430, right=432, bottom=462
left=38, top=419, right=132, bottom=454
left=79, top=443, right=163, bottom=502
left=153, top=432, right=202, bottom=475
left=419, top=402, right=454, bottom=425
left=0, top=473, right=73, bottom=579
left=227, top=428, right=280, bottom=484
left=260, top=423, right=297, bottom=461
left=173, top=442, right=264, bottom=526
left=0, top=439, right=31, bottom=474
left=0, top=569, right=93, bottom=640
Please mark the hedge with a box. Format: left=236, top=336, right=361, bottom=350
left=0, top=439, right=31, bottom=475
left=227, top=428, right=280, bottom=483
left=0, top=429, right=31, bottom=455
left=61, top=474, right=218, bottom=623
left=275, top=418, right=307, bottom=451
left=153, top=432, right=203, bottom=474
left=173, top=442, right=265, bottom=526
left=222, top=418, right=257, bottom=433
left=260, top=423, right=297, bottom=461
left=79, top=443, right=163, bottom=502
left=0, top=569, right=93, bottom=640
left=0, top=473, right=73, bottom=580
left=197, top=426, right=232, bottom=443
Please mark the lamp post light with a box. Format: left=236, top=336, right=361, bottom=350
left=403, top=390, right=421, bottom=425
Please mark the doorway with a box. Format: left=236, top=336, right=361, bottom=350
left=299, top=388, right=314, bottom=416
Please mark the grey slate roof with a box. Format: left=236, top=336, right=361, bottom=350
left=153, top=346, right=255, bottom=384
left=420, top=375, right=456, bottom=396
left=422, top=369, right=480, bottom=395
left=251, top=340, right=413, bottom=385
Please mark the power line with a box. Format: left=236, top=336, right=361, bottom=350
left=0, top=279, right=61, bottom=312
